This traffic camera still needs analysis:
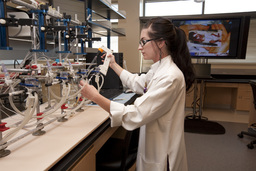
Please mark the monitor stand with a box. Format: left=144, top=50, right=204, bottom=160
left=185, top=60, right=225, bottom=134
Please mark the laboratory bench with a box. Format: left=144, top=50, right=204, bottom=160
left=0, top=92, right=137, bottom=171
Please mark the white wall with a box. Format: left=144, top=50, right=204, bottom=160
left=118, top=0, right=142, bottom=73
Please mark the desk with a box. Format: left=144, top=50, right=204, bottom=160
left=186, top=78, right=252, bottom=111
left=0, top=93, right=136, bottom=171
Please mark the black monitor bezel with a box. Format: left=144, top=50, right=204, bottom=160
left=171, top=15, right=251, bottom=59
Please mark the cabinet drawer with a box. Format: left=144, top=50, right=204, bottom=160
left=70, top=145, right=95, bottom=171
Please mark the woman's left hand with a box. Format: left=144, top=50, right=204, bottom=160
left=79, top=80, right=99, bottom=101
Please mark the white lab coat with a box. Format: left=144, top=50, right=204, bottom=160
left=110, top=56, right=188, bottom=171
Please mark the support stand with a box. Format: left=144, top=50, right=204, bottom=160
left=32, top=123, right=46, bottom=136
left=186, top=79, right=208, bottom=120
left=0, top=148, right=11, bottom=158
left=184, top=61, right=225, bottom=134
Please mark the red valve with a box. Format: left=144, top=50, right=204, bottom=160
left=52, top=63, right=62, bottom=66
left=31, top=65, right=38, bottom=69
left=25, top=65, right=37, bottom=69
left=37, top=112, right=44, bottom=120
left=61, top=104, right=68, bottom=109
left=0, top=122, right=9, bottom=132
left=79, top=97, right=83, bottom=101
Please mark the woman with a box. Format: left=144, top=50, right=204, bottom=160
left=80, top=17, right=195, bottom=171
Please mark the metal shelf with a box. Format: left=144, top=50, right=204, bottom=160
left=85, top=0, right=126, bottom=47
left=91, top=0, right=126, bottom=20
left=88, top=20, right=125, bottom=37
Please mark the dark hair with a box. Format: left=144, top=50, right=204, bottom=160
left=143, top=17, right=195, bottom=91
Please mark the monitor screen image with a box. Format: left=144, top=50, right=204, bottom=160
left=172, top=16, right=250, bottom=59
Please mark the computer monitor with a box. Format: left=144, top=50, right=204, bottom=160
left=172, top=15, right=250, bottom=59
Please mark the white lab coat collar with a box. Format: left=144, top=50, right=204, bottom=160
left=148, top=55, right=173, bottom=82
left=150, top=55, right=172, bottom=73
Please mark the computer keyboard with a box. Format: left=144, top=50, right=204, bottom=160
left=100, top=89, right=139, bottom=105
left=100, top=89, right=123, bottom=100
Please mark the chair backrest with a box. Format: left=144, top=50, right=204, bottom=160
left=250, top=81, right=256, bottom=109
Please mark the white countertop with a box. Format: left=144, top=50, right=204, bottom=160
left=0, top=105, right=109, bottom=171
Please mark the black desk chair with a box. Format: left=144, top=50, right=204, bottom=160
left=237, top=81, right=256, bottom=149
left=96, top=127, right=140, bottom=171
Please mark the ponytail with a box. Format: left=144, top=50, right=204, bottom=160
left=170, top=27, right=195, bottom=91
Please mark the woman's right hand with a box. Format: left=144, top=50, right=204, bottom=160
left=101, top=53, right=124, bottom=77
left=101, top=53, right=116, bottom=68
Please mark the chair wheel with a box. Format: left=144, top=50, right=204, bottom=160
left=237, top=133, right=243, bottom=138
left=247, top=143, right=254, bottom=149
